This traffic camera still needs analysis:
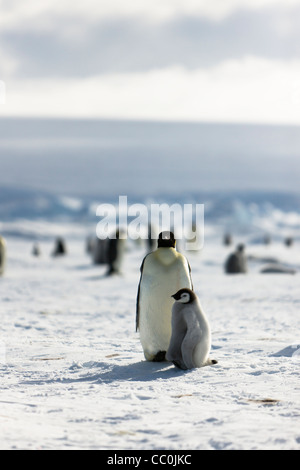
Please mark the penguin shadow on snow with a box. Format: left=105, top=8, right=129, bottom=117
left=73, top=264, right=122, bottom=280
left=74, top=263, right=96, bottom=271
left=68, top=360, right=193, bottom=384
left=69, top=348, right=218, bottom=384
left=83, top=272, right=116, bottom=281
left=73, top=265, right=105, bottom=280
left=88, top=360, right=192, bottom=383
left=20, top=360, right=192, bottom=387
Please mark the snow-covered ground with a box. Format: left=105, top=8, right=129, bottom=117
left=0, top=230, right=299, bottom=450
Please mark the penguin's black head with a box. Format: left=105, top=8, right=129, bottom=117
left=237, top=244, right=245, bottom=252
left=172, top=288, right=196, bottom=304
left=157, top=231, right=176, bottom=248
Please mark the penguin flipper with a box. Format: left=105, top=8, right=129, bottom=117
left=135, top=254, right=149, bottom=332
left=181, top=311, right=202, bottom=369
left=136, top=283, right=141, bottom=332
left=187, top=260, right=194, bottom=291
left=181, top=328, right=202, bottom=369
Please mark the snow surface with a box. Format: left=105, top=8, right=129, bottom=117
left=0, top=230, right=299, bottom=450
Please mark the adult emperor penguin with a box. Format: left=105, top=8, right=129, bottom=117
left=0, top=236, right=6, bottom=277
left=136, top=231, right=193, bottom=362
left=106, top=229, right=126, bottom=276
left=225, top=244, right=248, bottom=274
left=166, top=288, right=217, bottom=369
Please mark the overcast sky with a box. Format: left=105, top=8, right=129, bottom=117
left=1, top=0, right=300, bottom=124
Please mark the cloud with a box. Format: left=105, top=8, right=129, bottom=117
left=1, top=1, right=300, bottom=124
left=1, top=7, right=300, bottom=80
left=2, top=57, right=300, bottom=124
left=1, top=0, right=300, bottom=30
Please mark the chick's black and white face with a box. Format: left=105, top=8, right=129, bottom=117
left=179, top=292, right=190, bottom=303
left=176, top=292, right=191, bottom=304
left=172, top=288, right=195, bottom=304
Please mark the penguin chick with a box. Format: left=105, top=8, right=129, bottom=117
left=166, top=288, right=217, bottom=370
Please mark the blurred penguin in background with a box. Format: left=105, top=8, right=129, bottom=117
left=0, top=236, right=7, bottom=277
left=284, top=237, right=294, bottom=247
left=225, top=244, right=248, bottom=274
left=223, top=233, right=233, bottom=246
left=86, top=235, right=95, bottom=255
left=52, top=237, right=67, bottom=257
left=106, top=229, right=126, bottom=276
left=32, top=243, right=41, bottom=257
left=92, top=238, right=108, bottom=265
left=146, top=224, right=156, bottom=253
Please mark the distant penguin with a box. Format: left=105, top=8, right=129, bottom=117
left=0, top=236, right=6, bottom=277
left=92, top=238, right=108, bottom=265
left=263, top=234, right=271, bottom=245
left=136, top=231, right=193, bottom=362
left=52, top=237, right=67, bottom=257
left=284, top=237, right=294, bottom=247
left=223, top=233, right=233, bottom=246
left=32, top=243, right=41, bottom=257
left=146, top=224, right=156, bottom=252
left=86, top=236, right=95, bottom=255
left=225, top=244, right=248, bottom=274
left=106, top=229, right=126, bottom=276
left=166, top=288, right=217, bottom=370
left=260, top=264, right=296, bottom=275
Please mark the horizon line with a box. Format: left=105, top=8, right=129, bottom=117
left=0, top=115, right=300, bottom=128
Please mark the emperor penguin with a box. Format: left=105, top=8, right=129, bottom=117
left=136, top=231, right=193, bottom=362
left=0, top=236, right=7, bottom=277
left=106, top=229, right=126, bottom=276
left=52, top=237, right=67, bottom=257
left=166, top=288, right=217, bottom=370
left=32, top=243, right=41, bottom=257
left=225, top=244, right=247, bottom=274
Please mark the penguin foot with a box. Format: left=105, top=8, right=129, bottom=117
left=152, top=351, right=167, bottom=362
left=172, top=360, right=188, bottom=370
left=106, top=269, right=119, bottom=277
left=206, top=359, right=218, bottom=366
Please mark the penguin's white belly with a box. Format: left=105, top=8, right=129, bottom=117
left=139, top=276, right=174, bottom=353
left=139, top=264, right=192, bottom=359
